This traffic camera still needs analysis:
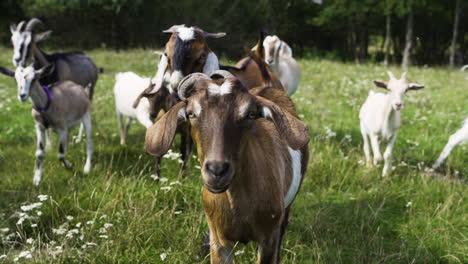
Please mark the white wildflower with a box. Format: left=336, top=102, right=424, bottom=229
left=104, top=223, right=113, bottom=229
left=37, top=195, right=48, bottom=201
left=174, top=211, right=182, bottom=215
left=99, top=215, right=107, bottom=220
left=170, top=181, right=181, bottom=186
left=160, top=186, right=172, bottom=192
left=99, top=228, right=107, bottom=233
left=21, top=202, right=42, bottom=211
left=99, top=235, right=108, bottom=239
left=26, top=238, right=34, bottom=244
left=0, top=228, right=9, bottom=233
left=150, top=174, right=159, bottom=181
left=31, top=224, right=38, bottom=227
left=37, top=211, right=42, bottom=216
left=86, top=242, right=97, bottom=246
left=76, top=222, right=82, bottom=228
left=18, top=250, right=32, bottom=259
left=234, top=250, right=245, bottom=256
left=0, top=255, right=6, bottom=259
left=406, top=201, right=412, bottom=208
left=298, top=114, right=305, bottom=118
left=324, top=126, right=336, bottom=138
left=160, top=253, right=167, bottom=261
left=357, top=160, right=365, bottom=165
left=52, top=228, right=67, bottom=235
left=159, top=177, right=168, bottom=183
left=344, top=134, right=352, bottom=142
left=66, top=215, right=74, bottom=221
left=195, top=165, right=201, bottom=170
left=86, top=220, right=94, bottom=225
left=163, top=149, right=182, bottom=160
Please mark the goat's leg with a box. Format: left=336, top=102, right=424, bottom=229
left=117, top=111, right=126, bottom=145
left=433, top=131, right=466, bottom=169
left=382, top=133, right=397, bottom=176
left=361, top=127, right=372, bottom=167
left=45, top=128, right=53, bottom=150
left=209, top=234, right=233, bottom=264
left=153, top=157, right=161, bottom=178
left=57, top=128, right=73, bottom=169
left=275, top=210, right=290, bottom=262
left=33, top=124, right=47, bottom=186
left=178, top=125, right=192, bottom=178
left=370, top=134, right=382, bottom=165
left=83, top=112, right=93, bottom=174
left=75, top=123, right=84, bottom=143
left=257, top=228, right=281, bottom=264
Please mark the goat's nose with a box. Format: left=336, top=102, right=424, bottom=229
left=205, top=161, right=230, bottom=178
left=395, top=103, right=402, bottom=108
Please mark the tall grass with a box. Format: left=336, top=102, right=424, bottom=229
left=0, top=47, right=466, bottom=263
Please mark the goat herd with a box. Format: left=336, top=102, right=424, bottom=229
left=0, top=19, right=466, bottom=263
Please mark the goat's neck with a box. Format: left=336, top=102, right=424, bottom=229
left=29, top=82, right=49, bottom=110
left=32, top=44, right=49, bottom=67
left=383, top=94, right=399, bottom=129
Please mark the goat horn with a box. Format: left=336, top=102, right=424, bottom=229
left=163, top=24, right=185, bottom=33
left=178, top=73, right=210, bottom=101
left=387, top=71, right=395, bottom=80
left=210, top=70, right=235, bottom=80
left=17, top=21, right=26, bottom=32
left=26, top=18, right=42, bottom=32
left=203, top=32, right=226, bottom=39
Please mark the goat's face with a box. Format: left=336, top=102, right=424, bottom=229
left=10, top=19, right=50, bottom=67
left=144, top=71, right=310, bottom=194
left=373, top=71, right=425, bottom=111
left=14, top=65, right=36, bottom=102
left=14, top=64, right=52, bottom=102
left=10, top=24, right=32, bottom=67
left=263, top=35, right=281, bottom=66
left=160, top=25, right=225, bottom=92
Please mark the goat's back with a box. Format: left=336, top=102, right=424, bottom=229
left=114, top=72, right=151, bottom=118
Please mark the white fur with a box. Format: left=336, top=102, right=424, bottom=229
left=359, top=72, right=423, bottom=176
left=433, top=118, right=468, bottom=169
left=202, top=52, right=220, bottom=76
left=114, top=72, right=153, bottom=144
left=170, top=71, right=184, bottom=92
left=262, top=35, right=301, bottom=96
left=284, top=147, right=302, bottom=207
left=193, top=100, right=202, bottom=116
left=151, top=54, right=169, bottom=93
left=261, top=107, right=273, bottom=119
left=11, top=31, right=32, bottom=66
left=208, top=81, right=232, bottom=95
left=177, top=27, right=195, bottom=41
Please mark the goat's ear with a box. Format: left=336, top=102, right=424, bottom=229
left=407, top=83, right=425, bottom=91
left=36, top=63, right=55, bottom=77
left=256, top=96, right=309, bottom=150
left=0, top=66, right=15, bottom=77
left=34, top=30, right=52, bottom=42
left=10, top=23, right=17, bottom=34
left=202, top=52, right=219, bottom=76
left=145, top=101, right=186, bottom=157
left=204, top=32, right=226, bottom=39
left=133, top=82, right=156, bottom=108
left=373, top=80, right=388, bottom=89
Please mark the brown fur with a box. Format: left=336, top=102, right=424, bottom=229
left=145, top=74, right=309, bottom=263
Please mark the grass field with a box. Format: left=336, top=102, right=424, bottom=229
left=0, top=46, right=466, bottom=263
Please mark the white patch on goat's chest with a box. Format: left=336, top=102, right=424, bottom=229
left=177, top=27, right=195, bottom=41
left=208, top=81, right=232, bottom=95
left=284, top=147, right=302, bottom=208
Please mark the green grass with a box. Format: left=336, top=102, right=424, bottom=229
left=0, top=46, right=466, bottom=263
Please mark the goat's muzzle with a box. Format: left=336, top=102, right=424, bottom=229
left=202, top=160, right=234, bottom=193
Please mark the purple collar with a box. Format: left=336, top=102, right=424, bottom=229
left=33, top=85, right=52, bottom=113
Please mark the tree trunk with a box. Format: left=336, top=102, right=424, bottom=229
left=384, top=14, right=391, bottom=66
left=449, top=0, right=461, bottom=67
left=401, top=9, right=413, bottom=69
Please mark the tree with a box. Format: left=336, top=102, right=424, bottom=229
left=401, top=6, right=413, bottom=69
left=449, top=0, right=461, bottom=67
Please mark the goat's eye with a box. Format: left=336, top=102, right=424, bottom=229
left=247, top=112, right=257, bottom=120
left=187, top=111, right=196, bottom=119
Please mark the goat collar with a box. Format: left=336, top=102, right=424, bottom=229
left=33, top=85, right=52, bottom=113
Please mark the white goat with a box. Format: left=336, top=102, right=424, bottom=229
left=262, top=35, right=301, bottom=95
left=114, top=72, right=154, bottom=145
left=432, top=118, right=468, bottom=169
left=0, top=64, right=93, bottom=185
left=359, top=71, right=424, bottom=176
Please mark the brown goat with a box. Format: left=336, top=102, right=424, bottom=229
left=144, top=70, right=309, bottom=263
